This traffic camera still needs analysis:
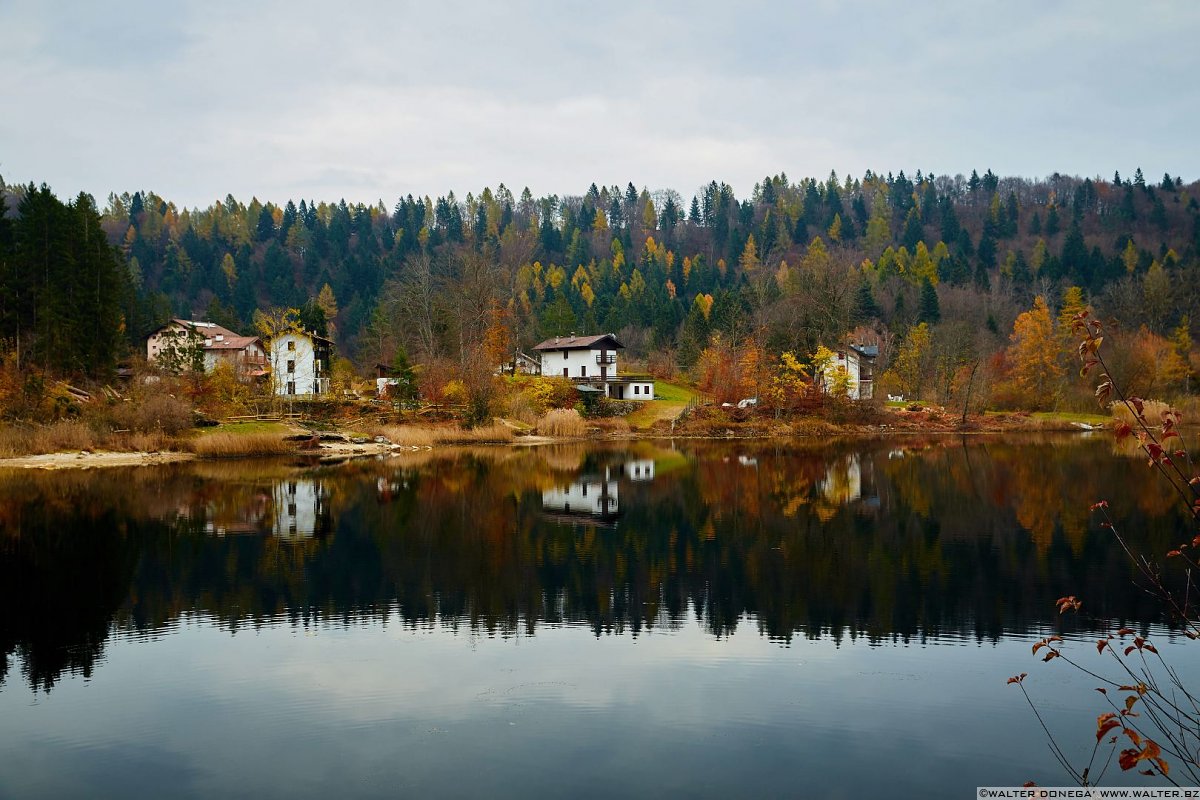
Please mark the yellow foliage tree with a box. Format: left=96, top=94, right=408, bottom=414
left=1007, top=296, right=1064, bottom=408
left=888, top=323, right=932, bottom=400
left=827, top=213, right=842, bottom=242
left=739, top=234, right=760, bottom=272
left=765, top=351, right=811, bottom=414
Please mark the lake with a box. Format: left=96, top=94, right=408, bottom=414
left=0, top=434, right=1195, bottom=798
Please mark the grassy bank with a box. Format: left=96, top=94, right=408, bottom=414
left=625, top=380, right=697, bottom=430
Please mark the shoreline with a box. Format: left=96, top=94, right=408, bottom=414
left=0, top=419, right=1106, bottom=471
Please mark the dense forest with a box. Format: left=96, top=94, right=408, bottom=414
left=1, top=168, right=1198, bottom=409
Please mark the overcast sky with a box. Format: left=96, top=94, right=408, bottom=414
left=2, top=1, right=1197, bottom=209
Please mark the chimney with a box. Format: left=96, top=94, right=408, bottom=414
left=215, top=334, right=224, bottom=342
left=569, top=332, right=576, bottom=342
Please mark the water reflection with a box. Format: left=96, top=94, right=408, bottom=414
left=273, top=480, right=332, bottom=540
left=539, top=455, right=655, bottom=525
left=0, top=435, right=1192, bottom=694
left=542, top=471, right=621, bottom=524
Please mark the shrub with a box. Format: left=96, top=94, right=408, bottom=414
left=109, top=394, right=194, bottom=435
left=504, top=393, right=541, bottom=425
left=518, top=376, right=577, bottom=414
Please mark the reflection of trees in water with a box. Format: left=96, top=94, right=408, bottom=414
left=0, top=436, right=1190, bottom=692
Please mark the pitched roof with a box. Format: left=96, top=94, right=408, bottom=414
left=532, top=333, right=624, bottom=351
left=280, top=330, right=334, bottom=346
left=164, top=319, right=243, bottom=340
left=204, top=335, right=261, bottom=351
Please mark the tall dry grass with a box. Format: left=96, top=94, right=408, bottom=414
left=536, top=408, right=587, bottom=437
left=187, top=432, right=292, bottom=457
left=370, top=423, right=514, bottom=446
left=0, top=421, right=97, bottom=457
left=1111, top=399, right=1173, bottom=427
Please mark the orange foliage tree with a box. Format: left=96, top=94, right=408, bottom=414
left=694, top=335, right=766, bottom=405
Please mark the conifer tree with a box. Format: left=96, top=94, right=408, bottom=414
left=918, top=277, right=941, bottom=324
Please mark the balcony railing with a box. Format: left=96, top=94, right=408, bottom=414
left=596, top=354, right=616, bottom=364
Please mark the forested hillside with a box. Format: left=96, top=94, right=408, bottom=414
left=2, top=168, right=1198, bottom=409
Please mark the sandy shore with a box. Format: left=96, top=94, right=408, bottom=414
left=0, top=450, right=198, bottom=470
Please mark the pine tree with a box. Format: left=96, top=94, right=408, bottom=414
left=1045, top=205, right=1061, bottom=236
left=901, top=207, right=923, bottom=250
left=918, top=276, right=941, bottom=324
left=853, top=280, right=881, bottom=323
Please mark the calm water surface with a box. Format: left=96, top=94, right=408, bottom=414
left=0, top=435, right=1196, bottom=798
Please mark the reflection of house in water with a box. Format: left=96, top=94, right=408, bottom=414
left=541, top=456, right=661, bottom=526
left=818, top=454, right=880, bottom=513
left=200, top=489, right=271, bottom=536
left=376, top=475, right=412, bottom=503
left=542, top=472, right=620, bottom=525
left=273, top=480, right=332, bottom=541
left=621, top=459, right=655, bottom=481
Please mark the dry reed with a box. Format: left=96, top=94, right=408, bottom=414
left=187, top=432, right=292, bottom=457
left=0, top=421, right=98, bottom=457
left=370, top=423, right=514, bottom=446
left=1111, top=399, right=1172, bottom=427
left=536, top=408, right=587, bottom=437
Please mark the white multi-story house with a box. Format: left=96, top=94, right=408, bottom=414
left=820, top=342, right=878, bottom=400
left=532, top=333, right=655, bottom=400
left=146, top=319, right=267, bottom=379
left=269, top=330, right=333, bottom=396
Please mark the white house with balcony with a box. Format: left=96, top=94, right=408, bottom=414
left=532, top=333, right=654, bottom=400
left=819, top=342, right=878, bottom=400
left=269, top=330, right=333, bottom=396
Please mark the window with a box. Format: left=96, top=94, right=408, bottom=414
left=287, top=341, right=296, bottom=351
left=562, top=368, right=568, bottom=378
left=580, top=365, right=586, bottom=377
left=287, top=360, right=295, bottom=373
left=286, top=381, right=295, bottom=394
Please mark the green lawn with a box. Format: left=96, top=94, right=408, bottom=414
left=623, top=380, right=697, bottom=429
left=981, top=409, right=1112, bottom=425
left=198, top=421, right=293, bottom=436
left=652, top=380, right=697, bottom=402
left=1029, top=410, right=1112, bottom=425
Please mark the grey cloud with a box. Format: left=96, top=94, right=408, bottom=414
left=1, top=0, right=1198, bottom=208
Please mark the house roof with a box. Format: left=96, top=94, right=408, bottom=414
left=532, top=333, right=624, bottom=351
left=848, top=343, right=879, bottom=359
left=204, top=335, right=261, bottom=351
left=154, top=319, right=243, bottom=340
left=279, top=330, right=334, bottom=346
